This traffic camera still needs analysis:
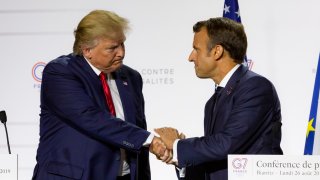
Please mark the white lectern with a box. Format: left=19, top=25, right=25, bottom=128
left=0, top=154, right=18, bottom=180
left=228, top=155, right=320, bottom=180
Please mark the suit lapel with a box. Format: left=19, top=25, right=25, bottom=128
left=208, top=65, right=248, bottom=134
left=73, top=55, right=108, bottom=109
left=75, top=55, right=101, bottom=85
left=73, top=56, right=136, bottom=122
left=114, top=68, right=136, bottom=125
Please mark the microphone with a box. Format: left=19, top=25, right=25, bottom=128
left=0, top=110, right=11, bottom=154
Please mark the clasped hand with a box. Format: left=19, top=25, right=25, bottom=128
left=149, top=127, right=185, bottom=165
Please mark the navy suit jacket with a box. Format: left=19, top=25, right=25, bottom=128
left=177, top=65, right=283, bottom=180
left=32, top=54, right=151, bottom=180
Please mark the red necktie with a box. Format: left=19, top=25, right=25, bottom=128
left=99, top=72, right=116, bottom=116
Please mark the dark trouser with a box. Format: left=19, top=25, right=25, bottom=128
left=117, top=174, right=131, bottom=180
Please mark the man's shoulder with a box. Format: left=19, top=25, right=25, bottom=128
left=247, top=70, right=272, bottom=83
left=237, top=70, right=276, bottom=94
left=228, top=65, right=268, bottom=87
left=45, top=54, right=84, bottom=74
left=48, top=54, right=78, bottom=66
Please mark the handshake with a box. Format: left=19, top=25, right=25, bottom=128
left=149, top=127, right=185, bottom=165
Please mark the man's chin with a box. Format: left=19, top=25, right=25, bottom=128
left=111, top=64, right=122, bottom=72
left=102, top=63, right=123, bottom=73
left=195, top=72, right=207, bottom=79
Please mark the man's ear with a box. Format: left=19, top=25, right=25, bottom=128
left=82, top=47, right=91, bottom=59
left=213, top=45, right=224, bottom=60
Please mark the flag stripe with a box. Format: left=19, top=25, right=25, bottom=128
left=313, top=92, right=320, bottom=154
left=304, top=53, right=320, bottom=155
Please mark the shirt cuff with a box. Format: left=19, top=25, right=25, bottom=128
left=143, top=133, right=154, bottom=146
left=172, top=139, right=180, bottom=162
left=175, top=167, right=186, bottom=178
left=174, top=139, right=185, bottom=178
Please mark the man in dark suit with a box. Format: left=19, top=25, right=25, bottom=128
left=32, top=10, right=169, bottom=180
left=155, top=17, right=283, bottom=180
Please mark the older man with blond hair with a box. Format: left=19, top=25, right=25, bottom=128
left=32, top=10, right=168, bottom=180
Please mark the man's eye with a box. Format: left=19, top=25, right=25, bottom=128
left=105, top=46, right=117, bottom=52
left=109, top=46, right=118, bottom=50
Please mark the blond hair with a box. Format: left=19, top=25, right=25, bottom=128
left=73, top=10, right=129, bottom=55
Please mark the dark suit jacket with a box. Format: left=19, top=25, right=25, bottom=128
left=177, top=65, right=283, bottom=180
left=32, top=54, right=151, bottom=180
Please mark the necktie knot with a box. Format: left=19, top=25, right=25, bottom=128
left=215, top=86, right=223, bottom=94
left=212, top=86, right=223, bottom=112
left=99, top=72, right=107, bottom=81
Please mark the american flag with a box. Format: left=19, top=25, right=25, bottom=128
left=223, top=0, right=251, bottom=68
left=223, top=0, right=242, bottom=23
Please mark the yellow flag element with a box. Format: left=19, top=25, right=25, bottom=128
left=307, top=118, right=315, bottom=137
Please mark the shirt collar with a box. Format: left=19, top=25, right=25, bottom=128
left=84, top=56, right=113, bottom=79
left=217, top=64, right=240, bottom=88
left=84, top=56, right=101, bottom=76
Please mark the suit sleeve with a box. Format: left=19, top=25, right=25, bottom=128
left=41, top=60, right=150, bottom=152
left=177, top=76, right=280, bottom=167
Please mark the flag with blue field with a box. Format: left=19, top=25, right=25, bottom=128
left=304, top=54, right=320, bottom=155
left=223, top=0, right=249, bottom=66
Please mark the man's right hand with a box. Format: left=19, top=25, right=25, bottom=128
left=154, top=127, right=180, bottom=150
left=149, top=137, right=173, bottom=163
left=149, top=136, right=166, bottom=157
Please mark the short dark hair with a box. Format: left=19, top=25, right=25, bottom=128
left=193, top=17, right=247, bottom=64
